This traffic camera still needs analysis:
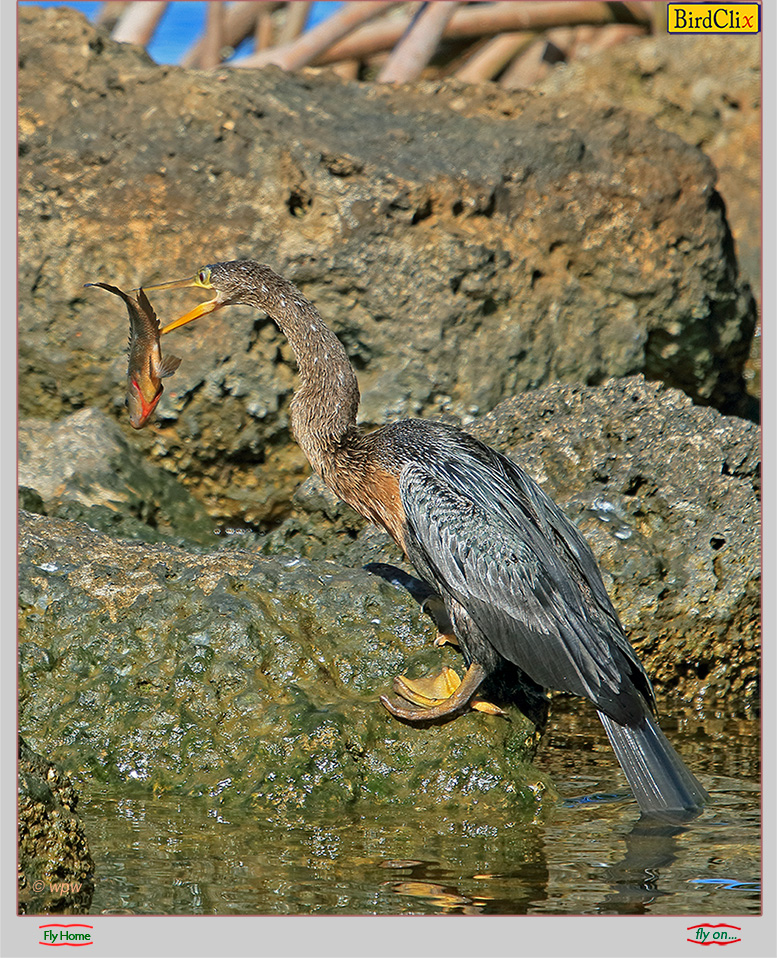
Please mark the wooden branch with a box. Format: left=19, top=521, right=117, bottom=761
left=255, top=5, right=276, bottom=53
left=378, top=1, right=460, bottom=84
left=573, top=22, right=646, bottom=56
left=111, top=1, right=169, bottom=47
left=96, top=2, right=130, bottom=31
left=182, top=2, right=282, bottom=68
left=499, top=37, right=548, bottom=90
left=454, top=30, right=534, bottom=83
left=234, top=1, right=401, bottom=70
left=331, top=60, right=360, bottom=81
left=315, top=0, right=652, bottom=66
left=277, top=1, right=312, bottom=46
left=200, top=1, right=226, bottom=70
left=500, top=26, right=575, bottom=89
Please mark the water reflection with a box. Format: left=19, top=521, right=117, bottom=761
left=380, top=824, right=552, bottom=915
left=74, top=697, right=759, bottom=917
left=599, top=818, right=686, bottom=913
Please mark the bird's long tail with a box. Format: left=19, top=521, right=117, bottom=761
left=598, top=710, right=708, bottom=821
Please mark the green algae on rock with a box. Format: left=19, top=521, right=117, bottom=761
left=18, top=512, right=548, bottom=815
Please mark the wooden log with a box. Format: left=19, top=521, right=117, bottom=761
left=111, top=1, right=168, bottom=47
left=454, top=31, right=534, bottom=83
left=315, top=1, right=651, bottom=65
left=378, top=1, right=460, bottom=84
left=235, top=1, right=401, bottom=70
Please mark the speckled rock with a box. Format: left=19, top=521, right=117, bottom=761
left=473, top=377, right=760, bottom=704
left=19, top=374, right=759, bottom=712
left=18, top=512, right=547, bottom=816
left=18, top=407, right=217, bottom=547
left=18, top=6, right=757, bottom=528
left=539, top=32, right=761, bottom=305
left=538, top=32, right=761, bottom=403
left=18, top=737, right=94, bottom=915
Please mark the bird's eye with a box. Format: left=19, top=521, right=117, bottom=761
left=197, top=267, right=210, bottom=286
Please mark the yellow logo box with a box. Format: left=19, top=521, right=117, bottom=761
left=667, top=4, right=761, bottom=32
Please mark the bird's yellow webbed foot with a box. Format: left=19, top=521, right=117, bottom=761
left=380, top=661, right=506, bottom=722
left=393, top=665, right=461, bottom=706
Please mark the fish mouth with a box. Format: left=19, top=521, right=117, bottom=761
left=141, top=273, right=223, bottom=334
left=127, top=379, right=163, bottom=429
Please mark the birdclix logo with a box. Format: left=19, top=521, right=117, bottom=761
left=687, top=923, right=742, bottom=945
left=38, top=923, right=93, bottom=946
left=667, top=4, right=760, bottom=33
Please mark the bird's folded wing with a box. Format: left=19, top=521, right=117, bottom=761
left=399, top=444, right=649, bottom=724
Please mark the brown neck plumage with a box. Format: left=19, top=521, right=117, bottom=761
left=235, top=266, right=361, bottom=476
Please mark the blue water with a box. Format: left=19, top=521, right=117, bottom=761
left=20, top=1, right=343, bottom=64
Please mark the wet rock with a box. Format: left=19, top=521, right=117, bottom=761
left=18, top=736, right=94, bottom=915
left=18, top=512, right=546, bottom=815
left=18, top=6, right=757, bottom=526
left=18, top=407, right=217, bottom=547
left=17, top=373, right=758, bottom=814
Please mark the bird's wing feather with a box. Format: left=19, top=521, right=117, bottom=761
left=399, top=440, right=650, bottom=722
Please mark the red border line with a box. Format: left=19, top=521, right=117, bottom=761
left=686, top=940, right=742, bottom=946
left=38, top=943, right=93, bottom=948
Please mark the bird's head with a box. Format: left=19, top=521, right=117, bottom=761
left=143, top=260, right=259, bottom=333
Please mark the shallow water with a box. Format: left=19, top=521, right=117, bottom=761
left=78, top=698, right=760, bottom=916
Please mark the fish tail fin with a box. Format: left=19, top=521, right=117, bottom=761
left=598, top=710, right=708, bottom=822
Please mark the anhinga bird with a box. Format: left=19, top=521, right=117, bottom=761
left=144, top=260, right=708, bottom=821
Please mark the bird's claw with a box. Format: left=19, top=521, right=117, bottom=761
left=433, top=631, right=459, bottom=648
left=380, top=662, right=506, bottom=722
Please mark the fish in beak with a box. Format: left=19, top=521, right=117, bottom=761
left=85, top=282, right=181, bottom=429
left=142, top=267, right=223, bottom=334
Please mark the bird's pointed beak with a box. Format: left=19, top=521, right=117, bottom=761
left=159, top=298, right=221, bottom=334
left=141, top=274, right=221, bottom=334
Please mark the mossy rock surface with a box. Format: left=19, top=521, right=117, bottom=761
left=19, top=512, right=547, bottom=817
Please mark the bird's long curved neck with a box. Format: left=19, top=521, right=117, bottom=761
left=241, top=270, right=361, bottom=477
